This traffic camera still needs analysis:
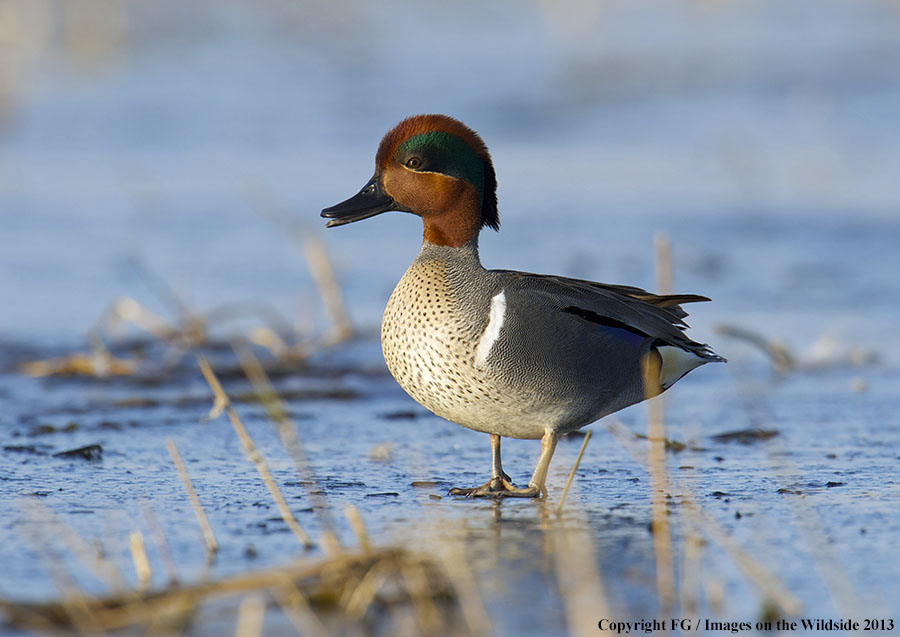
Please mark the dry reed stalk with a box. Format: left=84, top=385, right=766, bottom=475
left=398, top=556, right=442, bottom=635
left=648, top=230, right=675, bottom=609
left=102, top=257, right=205, bottom=347
left=129, top=258, right=199, bottom=331
left=197, top=357, right=314, bottom=550
left=606, top=418, right=802, bottom=616
left=680, top=497, right=802, bottom=616
left=343, top=557, right=392, bottom=619
left=677, top=492, right=705, bottom=616
left=233, top=593, right=266, bottom=637
left=202, top=300, right=296, bottom=338
left=50, top=588, right=103, bottom=636
left=230, top=342, right=286, bottom=421
left=551, top=515, right=613, bottom=637
left=139, top=499, right=179, bottom=587
left=646, top=408, right=674, bottom=611
left=3, top=557, right=299, bottom=632
left=299, top=228, right=354, bottom=345
left=44, top=553, right=374, bottom=632
left=644, top=373, right=675, bottom=610
left=248, top=327, right=291, bottom=359
left=19, top=350, right=137, bottom=378
left=242, top=186, right=353, bottom=345
left=654, top=230, right=672, bottom=296
left=556, top=429, right=592, bottom=514
left=434, top=536, right=492, bottom=637
left=344, top=506, right=371, bottom=554
left=128, top=531, right=151, bottom=592
left=268, top=577, right=331, bottom=637
left=165, top=439, right=219, bottom=557
left=95, top=297, right=179, bottom=342
left=715, top=323, right=794, bottom=373
left=16, top=504, right=105, bottom=636
left=2, top=547, right=458, bottom=634
left=613, top=417, right=804, bottom=613
left=783, top=498, right=860, bottom=616
left=60, top=0, right=126, bottom=69
left=762, top=440, right=861, bottom=617
left=728, top=365, right=860, bottom=615
left=19, top=499, right=126, bottom=593
left=705, top=577, right=725, bottom=615
left=232, top=342, right=339, bottom=553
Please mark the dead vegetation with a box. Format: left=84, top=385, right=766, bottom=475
left=5, top=353, right=489, bottom=636
left=16, top=188, right=352, bottom=382
left=0, top=544, right=468, bottom=635
left=1, top=2, right=888, bottom=633
left=2, top=225, right=875, bottom=635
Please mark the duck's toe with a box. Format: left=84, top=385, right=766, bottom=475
left=449, top=478, right=540, bottom=499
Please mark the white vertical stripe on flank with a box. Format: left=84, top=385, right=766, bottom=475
left=474, top=290, right=507, bottom=369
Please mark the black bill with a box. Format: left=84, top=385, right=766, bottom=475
left=321, top=175, right=399, bottom=227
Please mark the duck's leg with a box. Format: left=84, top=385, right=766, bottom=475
left=449, top=431, right=558, bottom=499
left=496, top=429, right=558, bottom=498
left=488, top=433, right=513, bottom=486
left=449, top=434, right=513, bottom=496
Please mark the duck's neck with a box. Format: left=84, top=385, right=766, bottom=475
left=419, top=182, right=482, bottom=248
left=418, top=237, right=481, bottom=265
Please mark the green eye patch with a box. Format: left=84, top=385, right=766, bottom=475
left=396, top=131, right=485, bottom=197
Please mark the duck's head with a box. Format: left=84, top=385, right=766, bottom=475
left=321, top=114, right=499, bottom=247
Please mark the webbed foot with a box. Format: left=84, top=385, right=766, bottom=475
left=449, top=476, right=540, bottom=498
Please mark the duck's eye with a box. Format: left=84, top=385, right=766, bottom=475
left=405, top=157, right=422, bottom=169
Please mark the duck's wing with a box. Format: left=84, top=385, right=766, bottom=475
left=494, top=270, right=722, bottom=361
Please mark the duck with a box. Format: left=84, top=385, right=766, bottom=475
left=321, top=114, right=724, bottom=498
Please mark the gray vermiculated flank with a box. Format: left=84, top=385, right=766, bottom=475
left=381, top=239, right=719, bottom=440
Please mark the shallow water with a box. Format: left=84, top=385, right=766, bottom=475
left=2, top=333, right=898, bottom=633
left=1, top=1, right=899, bottom=635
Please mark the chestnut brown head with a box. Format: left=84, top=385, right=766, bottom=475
left=322, top=115, right=499, bottom=247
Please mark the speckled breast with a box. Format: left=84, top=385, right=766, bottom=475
left=380, top=256, right=546, bottom=439
left=381, top=258, right=478, bottom=415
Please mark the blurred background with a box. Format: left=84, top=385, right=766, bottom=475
left=2, top=0, right=898, bottom=348
left=2, top=1, right=899, bottom=632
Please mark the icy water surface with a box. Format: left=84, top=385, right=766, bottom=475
left=2, top=0, right=900, bottom=635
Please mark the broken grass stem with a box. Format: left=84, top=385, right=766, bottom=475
left=197, top=357, right=313, bottom=550
left=165, top=439, right=219, bottom=557
left=556, top=429, right=592, bottom=514
left=231, top=343, right=339, bottom=553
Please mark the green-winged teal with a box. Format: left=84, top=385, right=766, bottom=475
left=322, top=114, right=723, bottom=498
